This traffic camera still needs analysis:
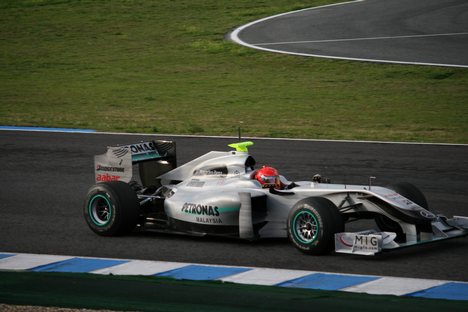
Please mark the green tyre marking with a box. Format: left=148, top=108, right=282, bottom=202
left=88, top=194, right=113, bottom=227
left=292, top=210, right=319, bottom=245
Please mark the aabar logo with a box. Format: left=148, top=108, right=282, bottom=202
left=96, top=173, right=121, bottom=182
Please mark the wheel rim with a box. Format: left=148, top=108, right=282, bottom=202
left=293, top=210, right=319, bottom=244
left=88, top=194, right=112, bottom=226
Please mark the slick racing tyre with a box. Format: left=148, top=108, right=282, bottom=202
left=287, top=197, right=344, bottom=255
left=390, top=182, right=428, bottom=209
left=375, top=182, right=429, bottom=241
left=84, top=181, right=139, bottom=236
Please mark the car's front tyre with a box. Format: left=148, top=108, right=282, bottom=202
left=375, top=182, right=429, bottom=241
left=287, top=197, right=343, bottom=255
left=83, top=181, right=139, bottom=236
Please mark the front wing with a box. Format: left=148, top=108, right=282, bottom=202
left=335, top=216, right=468, bottom=256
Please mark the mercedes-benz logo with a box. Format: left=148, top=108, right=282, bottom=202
left=420, top=210, right=436, bottom=219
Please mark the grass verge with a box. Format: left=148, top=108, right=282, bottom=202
left=1, top=0, right=467, bottom=143
left=1, top=271, right=467, bottom=312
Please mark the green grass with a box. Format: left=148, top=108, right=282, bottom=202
left=1, top=0, right=467, bottom=143
left=1, top=271, right=467, bottom=312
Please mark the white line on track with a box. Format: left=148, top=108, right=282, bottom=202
left=253, top=32, right=468, bottom=46
left=229, top=0, right=468, bottom=68
left=230, top=0, right=363, bottom=46
left=2, top=127, right=467, bottom=147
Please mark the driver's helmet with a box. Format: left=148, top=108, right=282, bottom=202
left=254, top=166, right=281, bottom=189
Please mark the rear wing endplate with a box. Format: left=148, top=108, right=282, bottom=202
left=94, top=140, right=176, bottom=185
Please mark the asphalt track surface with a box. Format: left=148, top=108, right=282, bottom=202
left=231, top=0, right=468, bottom=67
left=1, top=131, right=468, bottom=281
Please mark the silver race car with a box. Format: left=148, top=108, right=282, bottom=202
left=84, top=140, right=468, bottom=255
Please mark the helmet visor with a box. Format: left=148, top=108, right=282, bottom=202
left=260, top=175, right=281, bottom=188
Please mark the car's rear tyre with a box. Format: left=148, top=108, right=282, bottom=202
left=84, top=181, right=139, bottom=236
left=375, top=182, right=429, bottom=240
left=287, top=197, right=344, bottom=255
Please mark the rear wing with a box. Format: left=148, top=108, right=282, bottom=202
left=94, top=140, right=176, bottom=186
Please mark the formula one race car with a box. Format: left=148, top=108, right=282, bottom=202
left=84, top=140, right=468, bottom=255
